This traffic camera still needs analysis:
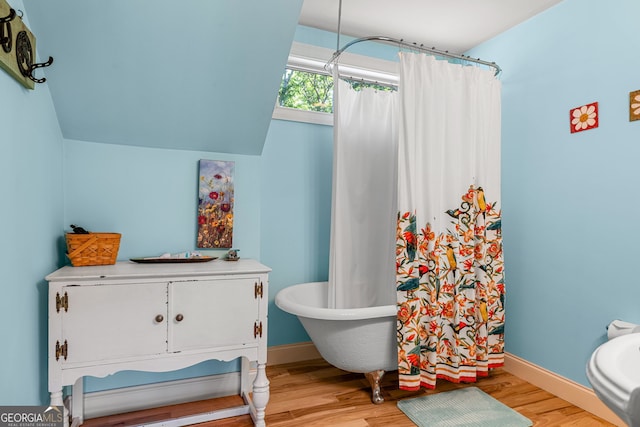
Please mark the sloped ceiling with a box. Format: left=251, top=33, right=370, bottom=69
left=20, top=0, right=562, bottom=155
left=22, top=0, right=303, bottom=155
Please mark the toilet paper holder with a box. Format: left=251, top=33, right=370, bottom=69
left=607, top=320, right=640, bottom=340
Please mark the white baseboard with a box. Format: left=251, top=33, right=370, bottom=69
left=504, top=352, right=625, bottom=426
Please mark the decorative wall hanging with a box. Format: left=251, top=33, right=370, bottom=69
left=630, top=90, right=640, bottom=122
left=197, top=160, right=235, bottom=249
left=0, top=0, right=53, bottom=89
left=570, top=102, right=598, bottom=133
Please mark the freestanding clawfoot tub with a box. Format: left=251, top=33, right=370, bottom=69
left=275, top=281, right=397, bottom=403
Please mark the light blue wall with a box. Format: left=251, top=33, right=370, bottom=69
left=261, top=119, right=333, bottom=346
left=63, top=140, right=261, bottom=261
left=468, top=0, right=640, bottom=386
left=0, top=0, right=64, bottom=405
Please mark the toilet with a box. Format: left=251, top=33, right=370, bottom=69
left=587, top=333, right=640, bottom=426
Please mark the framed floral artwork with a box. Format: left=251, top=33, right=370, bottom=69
left=570, top=102, right=598, bottom=133
left=197, top=160, right=235, bottom=249
left=630, top=90, right=640, bottom=122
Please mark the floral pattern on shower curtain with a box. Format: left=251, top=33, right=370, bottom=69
left=395, top=52, right=504, bottom=391
left=396, top=185, right=505, bottom=390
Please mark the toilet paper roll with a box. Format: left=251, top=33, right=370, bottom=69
left=607, top=319, right=640, bottom=340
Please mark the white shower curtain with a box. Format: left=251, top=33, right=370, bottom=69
left=396, top=53, right=504, bottom=390
left=329, top=55, right=504, bottom=390
left=329, top=77, right=398, bottom=309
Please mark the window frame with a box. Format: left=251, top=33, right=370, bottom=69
left=273, top=42, right=399, bottom=126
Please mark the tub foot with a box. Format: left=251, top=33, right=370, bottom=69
left=365, top=370, right=385, bottom=404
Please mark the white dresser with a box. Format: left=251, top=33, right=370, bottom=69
left=46, top=259, right=271, bottom=427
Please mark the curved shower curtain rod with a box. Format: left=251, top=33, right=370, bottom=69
left=325, top=35, right=502, bottom=76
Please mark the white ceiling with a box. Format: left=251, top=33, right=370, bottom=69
left=299, top=0, right=564, bottom=53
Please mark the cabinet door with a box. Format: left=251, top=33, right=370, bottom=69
left=61, top=283, right=167, bottom=364
left=168, top=278, right=259, bottom=352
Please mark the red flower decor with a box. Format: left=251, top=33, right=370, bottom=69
left=570, top=102, right=598, bottom=133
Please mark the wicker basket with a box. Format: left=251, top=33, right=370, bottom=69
left=66, top=233, right=121, bottom=266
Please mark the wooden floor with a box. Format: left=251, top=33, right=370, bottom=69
left=81, top=358, right=615, bottom=426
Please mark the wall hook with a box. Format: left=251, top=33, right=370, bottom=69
left=27, top=56, right=53, bottom=83
left=0, top=8, right=15, bottom=53
left=15, top=30, right=53, bottom=83
left=0, top=7, right=15, bottom=22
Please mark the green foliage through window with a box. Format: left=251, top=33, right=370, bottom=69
left=278, top=69, right=334, bottom=113
left=278, top=68, right=395, bottom=114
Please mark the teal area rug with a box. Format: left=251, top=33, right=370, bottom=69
left=397, top=387, right=532, bottom=427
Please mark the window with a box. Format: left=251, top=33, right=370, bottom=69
left=272, top=43, right=399, bottom=126
left=278, top=68, right=333, bottom=113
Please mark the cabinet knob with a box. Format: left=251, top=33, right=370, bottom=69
left=175, top=314, right=184, bottom=322
left=155, top=314, right=164, bottom=323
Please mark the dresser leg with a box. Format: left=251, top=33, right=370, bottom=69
left=251, top=363, right=269, bottom=427
left=50, top=390, right=68, bottom=427
left=72, top=377, right=84, bottom=425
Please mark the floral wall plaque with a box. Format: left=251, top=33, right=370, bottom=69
left=630, top=90, right=640, bottom=122
left=197, top=160, right=235, bottom=248
left=570, top=102, right=598, bottom=133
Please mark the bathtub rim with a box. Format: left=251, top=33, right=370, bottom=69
left=275, top=281, right=396, bottom=321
